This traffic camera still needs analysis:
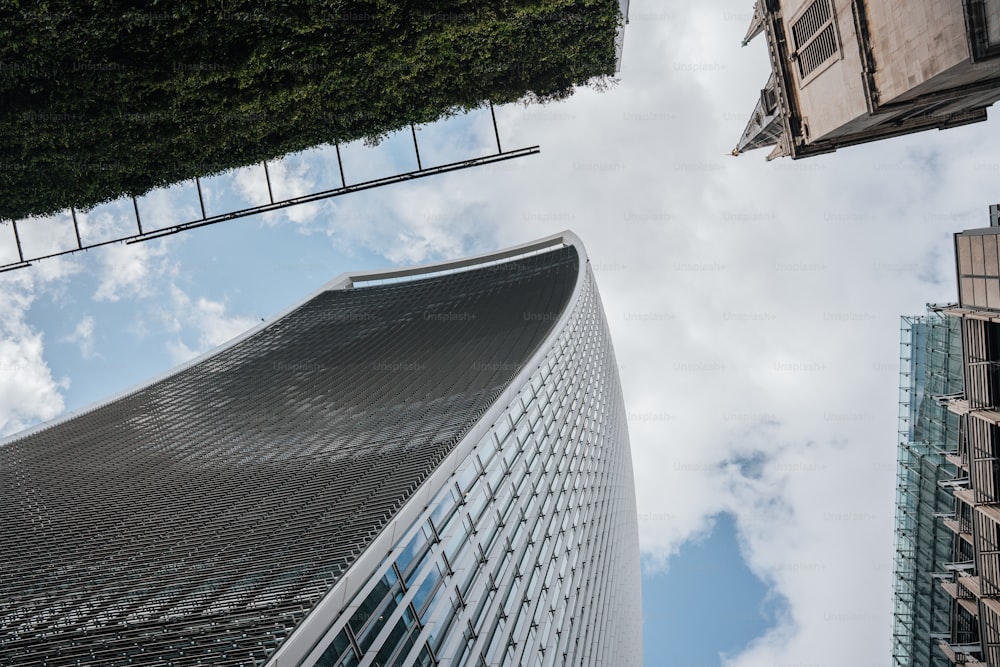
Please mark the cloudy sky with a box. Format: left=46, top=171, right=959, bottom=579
left=3, top=2, right=999, bottom=665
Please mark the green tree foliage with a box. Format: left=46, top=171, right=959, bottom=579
left=0, top=0, right=622, bottom=221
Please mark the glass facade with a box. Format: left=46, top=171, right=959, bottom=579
left=297, top=258, right=642, bottom=667
left=0, top=233, right=641, bottom=667
left=893, top=307, right=964, bottom=667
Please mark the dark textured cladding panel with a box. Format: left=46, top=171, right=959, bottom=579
left=0, top=247, right=579, bottom=667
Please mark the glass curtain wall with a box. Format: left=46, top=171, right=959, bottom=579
left=893, top=306, right=964, bottom=667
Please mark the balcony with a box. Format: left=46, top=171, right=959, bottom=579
left=938, top=640, right=986, bottom=664
left=943, top=516, right=976, bottom=546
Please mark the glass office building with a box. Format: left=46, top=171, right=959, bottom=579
left=893, top=308, right=963, bottom=667
left=896, top=224, right=1000, bottom=666
left=0, top=232, right=642, bottom=666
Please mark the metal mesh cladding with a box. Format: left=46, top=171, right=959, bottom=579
left=0, top=247, right=579, bottom=666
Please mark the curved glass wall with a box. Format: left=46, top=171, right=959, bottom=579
left=300, top=263, right=642, bottom=667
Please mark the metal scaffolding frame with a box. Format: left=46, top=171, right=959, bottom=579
left=0, top=103, right=538, bottom=273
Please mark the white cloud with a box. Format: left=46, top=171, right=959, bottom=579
left=164, top=286, right=257, bottom=365
left=60, top=315, right=99, bottom=359
left=69, top=198, right=181, bottom=303
left=233, top=155, right=324, bottom=227
left=165, top=338, right=199, bottom=366
left=308, top=164, right=511, bottom=269
left=0, top=271, right=72, bottom=437
left=190, top=295, right=258, bottom=347
left=93, top=239, right=175, bottom=302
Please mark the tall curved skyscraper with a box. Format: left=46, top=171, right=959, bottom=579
left=0, top=232, right=642, bottom=666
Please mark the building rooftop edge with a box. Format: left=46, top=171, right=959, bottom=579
left=333, top=230, right=584, bottom=288
left=742, top=0, right=766, bottom=47
left=0, top=232, right=587, bottom=449
left=733, top=3, right=795, bottom=159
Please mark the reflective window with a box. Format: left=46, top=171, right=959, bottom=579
left=414, top=564, right=445, bottom=623
left=354, top=577, right=403, bottom=654
left=429, top=486, right=461, bottom=536
left=314, top=630, right=352, bottom=667
left=348, top=568, right=399, bottom=643
left=455, top=464, right=478, bottom=494
left=396, top=523, right=435, bottom=584
left=429, top=596, right=461, bottom=654
left=370, top=608, right=418, bottom=666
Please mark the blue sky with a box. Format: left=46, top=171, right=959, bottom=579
left=5, top=2, right=1000, bottom=666
left=644, top=513, right=779, bottom=665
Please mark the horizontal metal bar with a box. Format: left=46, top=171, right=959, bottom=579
left=126, top=147, right=539, bottom=245
left=0, top=147, right=540, bottom=272
left=0, top=261, right=32, bottom=273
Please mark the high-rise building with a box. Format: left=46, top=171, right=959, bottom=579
left=932, top=223, right=1000, bottom=666
left=896, top=219, right=1000, bottom=666
left=735, top=0, right=1000, bottom=159
left=0, top=232, right=642, bottom=666
left=893, top=307, right=963, bottom=667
